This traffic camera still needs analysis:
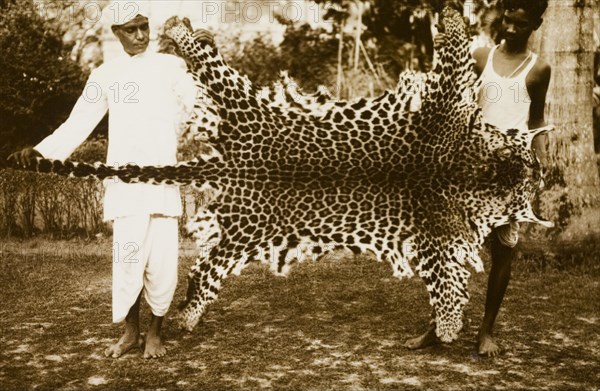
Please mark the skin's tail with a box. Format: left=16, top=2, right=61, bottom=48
left=4, top=156, right=222, bottom=188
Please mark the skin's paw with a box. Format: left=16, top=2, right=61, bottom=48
left=173, top=310, right=197, bottom=332
left=179, top=317, right=197, bottom=332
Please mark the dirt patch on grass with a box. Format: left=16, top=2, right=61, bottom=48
left=0, top=239, right=598, bottom=390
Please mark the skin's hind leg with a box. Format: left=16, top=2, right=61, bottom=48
left=176, top=245, right=238, bottom=331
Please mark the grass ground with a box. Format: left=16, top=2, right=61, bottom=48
left=0, top=238, right=598, bottom=390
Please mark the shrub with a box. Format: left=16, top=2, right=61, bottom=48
left=0, top=0, right=87, bottom=159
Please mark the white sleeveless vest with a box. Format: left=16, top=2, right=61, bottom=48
left=478, top=45, right=538, bottom=131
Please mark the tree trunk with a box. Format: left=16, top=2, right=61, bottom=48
left=528, top=0, right=599, bottom=243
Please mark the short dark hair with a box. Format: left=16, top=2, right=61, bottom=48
left=502, top=0, right=548, bottom=20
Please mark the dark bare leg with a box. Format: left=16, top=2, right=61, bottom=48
left=144, top=314, right=166, bottom=359
left=478, top=234, right=513, bottom=357
left=104, top=293, right=143, bottom=358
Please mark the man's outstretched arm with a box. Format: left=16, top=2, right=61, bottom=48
left=9, top=69, right=109, bottom=166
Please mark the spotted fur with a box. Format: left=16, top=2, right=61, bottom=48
left=8, top=8, right=552, bottom=343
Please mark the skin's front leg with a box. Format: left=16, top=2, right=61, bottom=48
left=176, top=272, right=205, bottom=332
left=176, top=252, right=230, bottom=332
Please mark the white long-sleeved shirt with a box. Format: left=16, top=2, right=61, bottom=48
left=35, top=51, right=197, bottom=221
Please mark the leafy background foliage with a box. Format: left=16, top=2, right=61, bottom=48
left=1, top=0, right=598, bottom=239
left=0, top=0, right=455, bottom=161
left=0, top=0, right=88, bottom=159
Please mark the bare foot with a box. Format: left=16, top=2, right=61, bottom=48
left=104, top=332, right=143, bottom=358
left=143, top=332, right=167, bottom=359
left=478, top=333, right=501, bottom=357
left=404, top=325, right=441, bottom=350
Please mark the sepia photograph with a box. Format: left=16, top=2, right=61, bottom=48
left=0, top=0, right=598, bottom=389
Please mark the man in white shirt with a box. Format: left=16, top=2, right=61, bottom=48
left=9, top=2, right=213, bottom=359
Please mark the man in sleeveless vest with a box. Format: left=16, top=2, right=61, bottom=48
left=8, top=1, right=214, bottom=359
left=405, top=0, right=551, bottom=356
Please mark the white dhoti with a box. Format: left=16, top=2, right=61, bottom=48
left=112, top=215, right=179, bottom=323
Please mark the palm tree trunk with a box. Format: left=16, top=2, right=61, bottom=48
left=529, top=0, right=599, bottom=242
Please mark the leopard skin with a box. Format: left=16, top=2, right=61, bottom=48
left=8, top=7, right=552, bottom=343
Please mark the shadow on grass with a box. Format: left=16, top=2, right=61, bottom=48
left=0, top=239, right=598, bottom=390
